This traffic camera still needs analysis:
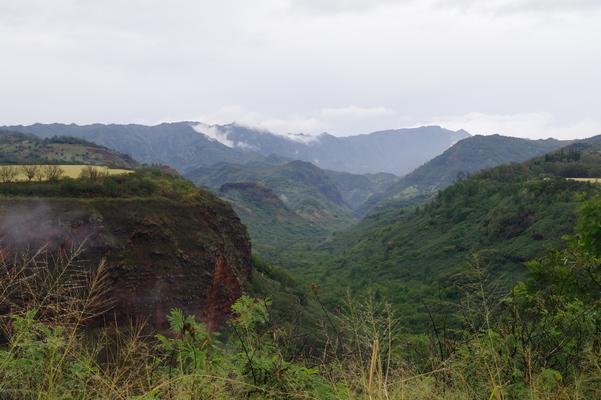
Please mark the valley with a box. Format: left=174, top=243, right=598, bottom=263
left=1, top=124, right=600, bottom=398
left=3, top=2, right=601, bottom=397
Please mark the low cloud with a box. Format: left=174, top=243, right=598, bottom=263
left=192, top=123, right=235, bottom=148
left=200, top=106, right=323, bottom=137
left=199, top=105, right=409, bottom=137
left=429, top=112, right=601, bottom=140
left=200, top=107, right=601, bottom=141
left=0, top=201, right=99, bottom=252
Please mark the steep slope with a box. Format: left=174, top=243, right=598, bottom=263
left=4, top=123, right=469, bottom=175
left=219, top=182, right=328, bottom=268
left=186, top=160, right=356, bottom=229
left=304, top=140, right=601, bottom=331
left=3, top=122, right=263, bottom=172
left=0, top=169, right=252, bottom=330
left=187, top=161, right=399, bottom=270
left=0, top=130, right=137, bottom=168
left=360, top=134, right=568, bottom=214
left=323, top=170, right=398, bottom=210
left=186, top=158, right=398, bottom=210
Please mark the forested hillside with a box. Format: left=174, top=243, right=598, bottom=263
left=187, top=160, right=357, bottom=230
left=1, top=136, right=601, bottom=398
left=300, top=141, right=601, bottom=331
left=360, top=134, right=568, bottom=214
left=219, top=182, right=329, bottom=268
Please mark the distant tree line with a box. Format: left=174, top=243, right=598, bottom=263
left=0, top=165, right=65, bottom=183
left=544, top=148, right=582, bottom=162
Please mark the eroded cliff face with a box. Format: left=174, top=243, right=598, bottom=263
left=0, top=194, right=252, bottom=330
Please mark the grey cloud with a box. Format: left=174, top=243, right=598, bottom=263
left=0, top=0, right=600, bottom=140
left=436, top=0, right=601, bottom=14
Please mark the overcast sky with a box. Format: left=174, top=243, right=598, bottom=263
left=1, top=0, right=600, bottom=139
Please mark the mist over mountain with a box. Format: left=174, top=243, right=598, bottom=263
left=2, top=122, right=263, bottom=172
left=3, top=122, right=470, bottom=176
left=205, top=124, right=470, bottom=175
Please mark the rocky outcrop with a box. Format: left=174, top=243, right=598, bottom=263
left=0, top=193, right=252, bottom=331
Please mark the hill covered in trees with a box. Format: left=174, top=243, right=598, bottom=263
left=360, top=134, right=568, bottom=214
left=0, top=130, right=137, bottom=168
left=297, top=140, right=601, bottom=331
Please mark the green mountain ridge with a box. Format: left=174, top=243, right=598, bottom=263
left=184, top=159, right=400, bottom=269
left=219, top=182, right=329, bottom=269
left=0, top=130, right=137, bottom=168
left=293, top=139, right=601, bottom=331
left=2, top=122, right=264, bottom=171
left=359, top=134, right=569, bottom=215
left=185, top=160, right=359, bottom=230
left=3, top=122, right=470, bottom=175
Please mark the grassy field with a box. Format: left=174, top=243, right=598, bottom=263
left=0, top=164, right=132, bottom=182
left=568, top=177, right=601, bottom=183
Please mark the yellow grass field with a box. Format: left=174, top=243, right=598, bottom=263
left=567, top=177, right=601, bottom=184
left=0, top=164, right=133, bottom=182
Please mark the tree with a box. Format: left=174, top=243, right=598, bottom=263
left=79, top=165, right=108, bottom=181
left=0, top=165, right=19, bottom=183
left=34, top=167, right=45, bottom=182
left=21, top=165, right=40, bottom=182
left=43, top=165, right=64, bottom=182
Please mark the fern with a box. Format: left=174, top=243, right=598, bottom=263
left=167, top=308, right=185, bottom=334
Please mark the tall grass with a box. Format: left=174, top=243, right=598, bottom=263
left=0, top=245, right=599, bottom=399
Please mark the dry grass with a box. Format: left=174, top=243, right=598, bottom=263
left=0, top=164, right=132, bottom=182
left=567, top=177, right=601, bottom=184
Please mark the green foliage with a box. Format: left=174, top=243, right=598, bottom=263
left=361, top=134, right=567, bottom=214
left=156, top=309, right=217, bottom=375
left=0, top=310, right=97, bottom=398
left=222, top=183, right=332, bottom=271
left=439, top=199, right=601, bottom=398
left=576, top=197, right=601, bottom=257
left=187, top=160, right=357, bottom=230
left=0, top=129, right=136, bottom=168
left=226, top=295, right=341, bottom=399
left=0, top=289, right=600, bottom=399
left=294, top=143, right=601, bottom=333
left=0, top=167, right=200, bottom=199
left=186, top=159, right=397, bottom=271
left=151, top=298, right=339, bottom=399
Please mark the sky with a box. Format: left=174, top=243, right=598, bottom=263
left=0, top=0, right=600, bottom=140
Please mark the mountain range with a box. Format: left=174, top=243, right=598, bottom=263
left=204, top=123, right=470, bottom=175
left=2, top=120, right=601, bottom=397
left=3, top=122, right=469, bottom=175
